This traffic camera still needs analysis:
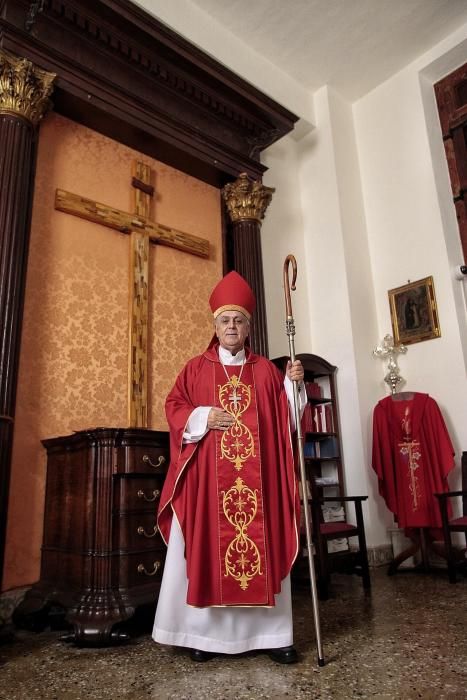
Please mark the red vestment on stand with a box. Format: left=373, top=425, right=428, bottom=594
left=372, top=393, right=455, bottom=531
left=158, top=343, right=300, bottom=608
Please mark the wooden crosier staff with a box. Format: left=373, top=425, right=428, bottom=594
left=283, top=254, right=325, bottom=667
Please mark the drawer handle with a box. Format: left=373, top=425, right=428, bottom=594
left=142, top=454, right=166, bottom=468
left=137, top=489, right=160, bottom=502
left=137, top=525, right=158, bottom=538
left=137, top=561, right=161, bottom=576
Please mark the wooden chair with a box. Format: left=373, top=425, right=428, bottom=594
left=310, top=495, right=371, bottom=600
left=435, top=451, right=467, bottom=583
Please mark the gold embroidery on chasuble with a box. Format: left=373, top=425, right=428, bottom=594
left=398, top=406, right=422, bottom=512
left=222, top=477, right=262, bottom=591
left=218, top=373, right=255, bottom=471
left=214, top=362, right=267, bottom=604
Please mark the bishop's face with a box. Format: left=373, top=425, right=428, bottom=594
left=214, top=310, right=250, bottom=355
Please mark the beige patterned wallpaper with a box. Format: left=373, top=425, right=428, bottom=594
left=2, top=113, right=222, bottom=591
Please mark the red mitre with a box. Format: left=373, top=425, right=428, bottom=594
left=209, top=271, right=255, bottom=320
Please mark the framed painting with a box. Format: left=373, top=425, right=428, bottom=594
left=388, top=276, right=441, bottom=346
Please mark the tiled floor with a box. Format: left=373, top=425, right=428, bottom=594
left=0, top=568, right=466, bottom=700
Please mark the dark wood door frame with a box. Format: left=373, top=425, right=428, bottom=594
left=435, top=62, right=467, bottom=262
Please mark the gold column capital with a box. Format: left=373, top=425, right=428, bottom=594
left=0, top=50, right=55, bottom=126
left=222, top=172, right=275, bottom=224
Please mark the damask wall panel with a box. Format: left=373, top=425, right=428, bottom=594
left=149, top=170, right=222, bottom=427
left=3, top=113, right=222, bottom=590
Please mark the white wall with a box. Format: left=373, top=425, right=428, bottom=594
left=261, top=25, right=467, bottom=544
left=353, top=26, right=467, bottom=498
left=261, top=135, right=311, bottom=360
left=262, top=87, right=393, bottom=547
left=133, top=0, right=314, bottom=121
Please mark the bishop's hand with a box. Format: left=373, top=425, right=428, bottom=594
left=207, top=408, right=235, bottom=431
left=286, top=359, right=304, bottom=383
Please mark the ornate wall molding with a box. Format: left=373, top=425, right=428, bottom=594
left=0, top=0, right=298, bottom=185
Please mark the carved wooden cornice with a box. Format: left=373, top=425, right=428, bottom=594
left=0, top=0, right=298, bottom=184
left=222, top=173, right=275, bottom=223
left=0, top=49, right=55, bottom=125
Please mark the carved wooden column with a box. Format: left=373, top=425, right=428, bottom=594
left=222, top=173, right=274, bottom=357
left=0, top=50, right=55, bottom=586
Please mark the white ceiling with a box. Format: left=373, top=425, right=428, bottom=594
left=140, top=0, right=467, bottom=101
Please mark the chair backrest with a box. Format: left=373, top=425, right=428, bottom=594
left=462, top=451, right=467, bottom=516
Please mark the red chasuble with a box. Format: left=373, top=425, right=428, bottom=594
left=158, top=344, right=300, bottom=607
left=372, top=393, right=454, bottom=531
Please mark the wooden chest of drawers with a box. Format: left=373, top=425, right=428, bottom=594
left=15, top=428, right=169, bottom=645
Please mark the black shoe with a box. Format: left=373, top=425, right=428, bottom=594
left=190, top=648, right=216, bottom=662
left=268, top=645, right=298, bottom=664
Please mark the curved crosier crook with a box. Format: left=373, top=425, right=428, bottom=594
left=283, top=254, right=297, bottom=320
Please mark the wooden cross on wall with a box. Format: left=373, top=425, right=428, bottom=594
left=55, top=161, right=210, bottom=427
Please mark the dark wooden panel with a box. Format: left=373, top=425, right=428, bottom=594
left=435, top=62, right=467, bottom=262
left=0, top=0, right=298, bottom=186
left=40, top=549, right=94, bottom=588
left=41, top=449, right=94, bottom=552
left=114, top=441, right=169, bottom=475
left=14, top=427, right=169, bottom=644
left=230, top=219, right=269, bottom=357
left=114, top=474, right=163, bottom=512
left=117, top=550, right=165, bottom=590
left=113, top=512, right=164, bottom=552
left=0, top=112, right=38, bottom=587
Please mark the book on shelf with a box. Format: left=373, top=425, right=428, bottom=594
left=305, top=381, right=322, bottom=399
left=319, top=436, right=339, bottom=458
left=313, top=406, right=322, bottom=432
left=314, top=476, right=339, bottom=486
left=303, top=441, right=320, bottom=459
left=301, top=403, right=314, bottom=433
left=304, top=437, right=338, bottom=459
left=302, top=403, right=334, bottom=433
left=304, top=441, right=320, bottom=458
left=324, top=404, right=333, bottom=432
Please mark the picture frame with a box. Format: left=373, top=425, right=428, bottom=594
left=388, top=276, right=441, bottom=346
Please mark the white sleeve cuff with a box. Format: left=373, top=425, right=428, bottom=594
left=284, top=376, right=307, bottom=431
left=182, top=406, right=212, bottom=443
